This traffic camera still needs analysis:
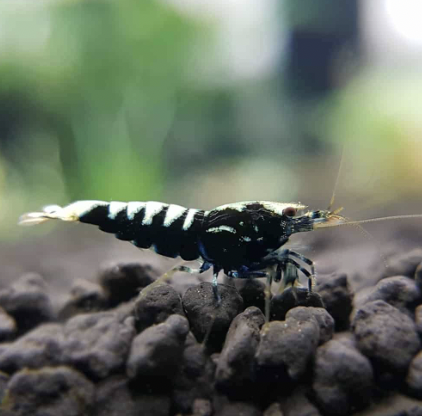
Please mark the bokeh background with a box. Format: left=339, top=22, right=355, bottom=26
left=1, top=0, right=422, bottom=301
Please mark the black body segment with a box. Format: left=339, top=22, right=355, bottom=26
left=78, top=201, right=205, bottom=261
left=199, top=202, right=292, bottom=272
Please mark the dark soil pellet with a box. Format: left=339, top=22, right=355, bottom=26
left=94, top=375, right=171, bottom=416
left=1, top=251, right=422, bottom=416
left=182, top=282, right=243, bottom=352
left=0, top=273, right=55, bottom=334
left=312, top=339, right=373, bottom=415
left=0, top=307, right=16, bottom=342
left=98, top=262, right=155, bottom=307
left=172, top=338, right=216, bottom=415
left=352, top=300, right=421, bottom=376
left=236, top=279, right=267, bottom=315
left=270, top=286, right=324, bottom=321
left=255, top=309, right=320, bottom=382
left=58, top=278, right=107, bottom=320
left=134, top=283, right=185, bottom=333
left=0, top=323, right=64, bottom=374
left=286, top=306, right=334, bottom=345
left=127, top=314, right=189, bottom=380
left=362, top=276, right=421, bottom=317
left=315, top=272, right=353, bottom=331
left=62, top=312, right=136, bottom=380
left=2, top=366, right=95, bottom=416
left=215, top=306, right=265, bottom=393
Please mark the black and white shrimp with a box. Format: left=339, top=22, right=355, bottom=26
left=19, top=200, right=345, bottom=301
left=18, top=199, right=422, bottom=304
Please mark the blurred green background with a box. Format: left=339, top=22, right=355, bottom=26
left=1, top=0, right=422, bottom=241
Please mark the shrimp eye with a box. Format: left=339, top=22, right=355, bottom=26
left=283, top=207, right=297, bottom=217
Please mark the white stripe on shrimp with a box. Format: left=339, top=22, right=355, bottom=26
left=63, top=201, right=107, bottom=220
left=163, top=204, right=187, bottom=227
left=142, top=202, right=167, bottom=225
left=206, top=225, right=237, bottom=234
left=108, top=201, right=127, bottom=219
left=182, top=209, right=199, bottom=231
left=126, top=202, right=146, bottom=221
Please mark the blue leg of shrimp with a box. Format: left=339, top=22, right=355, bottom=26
left=227, top=269, right=269, bottom=279
left=278, top=261, right=299, bottom=302
left=271, top=249, right=315, bottom=293
left=287, top=250, right=316, bottom=291
left=279, top=257, right=313, bottom=295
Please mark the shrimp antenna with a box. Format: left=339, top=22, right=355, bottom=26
left=316, top=213, right=422, bottom=269
left=343, top=215, right=390, bottom=269
left=325, top=145, right=389, bottom=268
left=327, top=144, right=345, bottom=212
left=336, top=214, right=422, bottom=227
left=317, top=214, right=422, bottom=229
